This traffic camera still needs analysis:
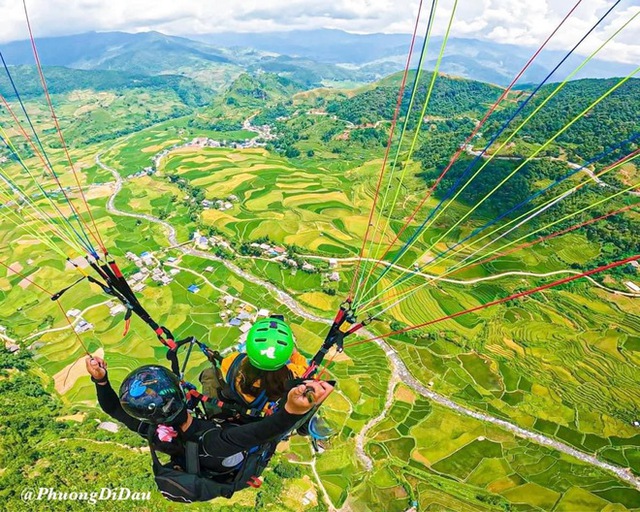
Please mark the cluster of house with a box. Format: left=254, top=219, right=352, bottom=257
left=192, top=231, right=232, bottom=251
left=189, top=136, right=267, bottom=151
left=301, top=489, right=317, bottom=507
left=151, top=134, right=268, bottom=172
left=625, top=261, right=640, bottom=293
left=217, top=296, right=272, bottom=341
left=125, top=252, right=180, bottom=292
left=128, top=167, right=157, bottom=180
left=202, top=195, right=238, bottom=212
left=66, top=309, right=94, bottom=334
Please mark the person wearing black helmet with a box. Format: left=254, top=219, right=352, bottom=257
left=86, top=356, right=333, bottom=475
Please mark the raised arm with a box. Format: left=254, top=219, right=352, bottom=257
left=201, top=380, right=334, bottom=454
left=86, top=356, right=148, bottom=435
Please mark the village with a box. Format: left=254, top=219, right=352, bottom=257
left=190, top=230, right=341, bottom=283
left=128, top=127, right=275, bottom=180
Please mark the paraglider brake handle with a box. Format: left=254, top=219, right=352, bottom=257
left=167, top=336, right=196, bottom=353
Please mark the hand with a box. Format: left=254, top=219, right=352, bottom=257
left=85, top=356, right=108, bottom=384
left=285, top=380, right=334, bottom=415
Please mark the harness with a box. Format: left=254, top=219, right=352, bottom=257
left=221, top=353, right=273, bottom=418
left=147, top=426, right=275, bottom=503
left=163, top=338, right=278, bottom=422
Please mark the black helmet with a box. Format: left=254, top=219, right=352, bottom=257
left=119, top=365, right=186, bottom=425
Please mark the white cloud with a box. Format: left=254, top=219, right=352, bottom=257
left=0, top=0, right=638, bottom=64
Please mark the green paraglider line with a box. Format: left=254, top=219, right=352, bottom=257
left=356, top=2, right=633, bottom=305
left=351, top=0, right=437, bottom=301
left=22, top=0, right=108, bottom=256
left=352, top=0, right=588, bottom=301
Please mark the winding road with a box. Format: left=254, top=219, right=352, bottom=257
left=94, top=149, right=640, bottom=493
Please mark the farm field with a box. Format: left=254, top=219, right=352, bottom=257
left=0, top=71, right=639, bottom=511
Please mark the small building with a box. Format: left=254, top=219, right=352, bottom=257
left=302, top=262, right=316, bottom=272
left=7, top=344, right=20, bottom=353
left=229, top=318, right=242, bottom=327
left=141, top=255, right=154, bottom=266
left=188, top=285, right=200, bottom=294
left=228, top=195, right=238, bottom=202
left=130, top=272, right=146, bottom=282
left=223, top=202, right=233, bottom=210
left=0, top=325, right=6, bottom=334
left=169, top=268, right=180, bottom=276
left=239, top=322, right=253, bottom=334
left=625, top=281, right=640, bottom=293
left=67, top=309, right=82, bottom=318
left=98, top=421, right=120, bottom=433
left=160, top=276, right=173, bottom=286
left=256, top=309, right=270, bottom=318
left=237, top=311, right=252, bottom=321
left=633, top=420, right=640, bottom=428
left=328, top=258, right=338, bottom=269
left=205, top=266, right=214, bottom=273
left=75, top=320, right=94, bottom=334
left=259, top=243, right=271, bottom=251
left=132, top=283, right=146, bottom=293
left=202, top=200, right=213, bottom=208
left=273, top=246, right=286, bottom=255
left=329, top=272, right=340, bottom=282
left=167, top=257, right=177, bottom=263
left=223, top=296, right=235, bottom=306
left=109, top=304, right=127, bottom=316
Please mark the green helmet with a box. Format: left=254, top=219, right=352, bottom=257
left=246, top=318, right=295, bottom=371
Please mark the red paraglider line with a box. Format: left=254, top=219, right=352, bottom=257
left=349, top=0, right=425, bottom=300
left=22, top=0, right=108, bottom=256
left=346, top=254, right=640, bottom=348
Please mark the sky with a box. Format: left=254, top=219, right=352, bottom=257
left=0, top=0, right=639, bottom=63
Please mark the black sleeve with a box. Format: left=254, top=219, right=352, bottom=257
left=95, top=379, right=149, bottom=436
left=198, top=408, right=306, bottom=457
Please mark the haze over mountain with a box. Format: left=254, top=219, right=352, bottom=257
left=1, top=29, right=635, bottom=88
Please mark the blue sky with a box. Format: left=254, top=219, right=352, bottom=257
left=0, top=0, right=638, bottom=63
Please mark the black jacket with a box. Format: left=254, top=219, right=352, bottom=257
left=95, top=379, right=304, bottom=473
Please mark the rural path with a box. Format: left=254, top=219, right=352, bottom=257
left=465, top=146, right=640, bottom=197
left=23, top=301, right=112, bottom=342
left=292, top=254, right=640, bottom=298
left=95, top=147, right=640, bottom=492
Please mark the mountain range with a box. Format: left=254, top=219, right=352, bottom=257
left=0, top=29, right=635, bottom=88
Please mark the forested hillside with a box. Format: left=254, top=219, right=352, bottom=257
left=486, top=78, right=640, bottom=164
left=325, top=71, right=503, bottom=124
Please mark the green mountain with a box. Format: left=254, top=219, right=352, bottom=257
left=0, top=65, right=211, bottom=105
left=325, top=71, right=503, bottom=124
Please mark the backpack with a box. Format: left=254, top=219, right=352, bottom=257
left=147, top=427, right=276, bottom=503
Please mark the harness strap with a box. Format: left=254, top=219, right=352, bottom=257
left=225, top=354, right=269, bottom=413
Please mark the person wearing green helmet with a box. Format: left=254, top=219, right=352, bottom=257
left=199, top=316, right=308, bottom=422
